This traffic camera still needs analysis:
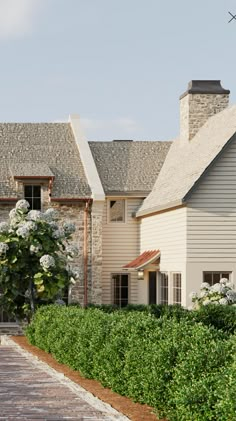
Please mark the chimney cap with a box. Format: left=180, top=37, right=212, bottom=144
left=180, top=80, right=230, bottom=99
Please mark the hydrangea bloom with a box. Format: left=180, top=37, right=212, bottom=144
left=52, top=228, right=65, bottom=239
left=200, top=282, right=210, bottom=289
left=40, top=254, right=55, bottom=271
left=9, top=208, right=17, bottom=219
left=16, top=225, right=31, bottom=238
left=48, top=221, right=59, bottom=230
left=30, top=244, right=42, bottom=254
left=15, top=200, right=30, bottom=212
left=0, top=242, right=9, bottom=255
left=0, top=222, right=9, bottom=234
left=191, top=278, right=236, bottom=308
left=219, top=298, right=228, bottom=305
left=66, top=244, right=79, bottom=258
left=63, top=222, right=76, bottom=236
left=27, top=210, right=42, bottom=221
left=25, top=221, right=37, bottom=231
left=226, top=290, right=236, bottom=303
left=44, top=208, right=58, bottom=221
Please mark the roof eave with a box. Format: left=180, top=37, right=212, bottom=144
left=136, top=200, right=185, bottom=218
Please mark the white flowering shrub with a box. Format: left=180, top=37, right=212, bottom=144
left=0, top=200, right=79, bottom=319
left=190, top=278, right=236, bottom=308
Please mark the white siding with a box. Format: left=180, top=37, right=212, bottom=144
left=186, top=136, right=236, bottom=307
left=140, top=207, right=187, bottom=267
left=140, top=207, right=187, bottom=305
left=187, top=136, right=236, bottom=262
left=102, top=198, right=142, bottom=304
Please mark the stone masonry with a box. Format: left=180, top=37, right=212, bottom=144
left=180, top=81, right=230, bottom=142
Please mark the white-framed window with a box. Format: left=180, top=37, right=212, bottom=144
left=173, top=273, right=182, bottom=305
left=203, top=272, right=231, bottom=286
left=109, top=199, right=125, bottom=222
left=160, top=272, right=168, bottom=304
left=24, top=185, right=41, bottom=210
left=112, top=273, right=129, bottom=307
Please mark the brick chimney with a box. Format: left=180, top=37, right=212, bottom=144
left=180, top=80, right=230, bottom=142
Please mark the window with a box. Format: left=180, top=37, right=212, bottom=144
left=24, top=185, right=41, bottom=210
left=112, top=274, right=129, bottom=307
left=109, top=200, right=125, bottom=222
left=160, top=272, right=168, bottom=304
left=203, top=272, right=231, bottom=286
left=173, top=273, right=181, bottom=305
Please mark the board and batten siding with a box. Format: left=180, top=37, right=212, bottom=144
left=187, top=135, right=236, bottom=263
left=101, top=198, right=142, bottom=304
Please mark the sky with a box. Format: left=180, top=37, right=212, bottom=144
left=0, top=0, right=236, bottom=141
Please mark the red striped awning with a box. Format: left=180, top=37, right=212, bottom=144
left=123, top=250, right=160, bottom=270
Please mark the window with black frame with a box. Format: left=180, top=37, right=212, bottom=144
left=24, top=185, right=41, bottom=210
left=112, top=273, right=129, bottom=307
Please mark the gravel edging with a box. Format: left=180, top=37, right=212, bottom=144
left=1, top=335, right=130, bottom=421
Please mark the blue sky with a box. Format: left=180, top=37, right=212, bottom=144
left=0, top=0, right=236, bottom=140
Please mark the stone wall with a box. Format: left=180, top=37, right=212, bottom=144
left=180, top=93, right=229, bottom=142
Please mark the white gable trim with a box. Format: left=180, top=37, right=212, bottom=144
left=69, top=115, right=105, bottom=201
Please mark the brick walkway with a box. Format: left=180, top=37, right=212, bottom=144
left=0, top=339, right=129, bottom=420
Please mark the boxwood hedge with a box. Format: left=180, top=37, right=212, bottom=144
left=26, top=305, right=236, bottom=421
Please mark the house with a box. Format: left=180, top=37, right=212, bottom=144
left=0, top=79, right=236, bottom=313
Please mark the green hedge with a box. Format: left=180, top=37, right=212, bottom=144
left=82, top=303, right=236, bottom=334
left=26, top=305, right=236, bottom=420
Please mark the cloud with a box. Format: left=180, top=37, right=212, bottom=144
left=0, top=0, right=42, bottom=40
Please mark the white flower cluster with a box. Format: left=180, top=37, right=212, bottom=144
left=63, top=222, right=76, bottom=236
left=43, top=208, right=58, bottom=221
left=0, top=242, right=9, bottom=255
left=190, top=278, right=236, bottom=308
left=52, top=228, right=65, bottom=239
left=0, top=222, right=9, bottom=234
left=30, top=243, right=42, bottom=254
left=67, top=265, right=80, bottom=283
left=27, top=210, right=42, bottom=221
left=15, top=200, right=30, bottom=213
left=40, top=254, right=55, bottom=271
left=16, top=221, right=36, bottom=238
left=66, top=244, right=79, bottom=259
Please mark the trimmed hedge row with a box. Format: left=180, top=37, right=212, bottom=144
left=26, top=305, right=236, bottom=420
left=84, top=303, right=236, bottom=335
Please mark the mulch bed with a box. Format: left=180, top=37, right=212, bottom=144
left=11, top=336, right=164, bottom=421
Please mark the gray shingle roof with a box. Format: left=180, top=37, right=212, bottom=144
left=10, top=163, right=54, bottom=178
left=0, top=123, right=91, bottom=198
left=137, top=105, right=236, bottom=216
left=89, top=141, right=172, bottom=194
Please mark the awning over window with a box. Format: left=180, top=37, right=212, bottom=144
left=123, top=250, right=160, bottom=270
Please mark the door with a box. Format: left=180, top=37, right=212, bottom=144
left=148, top=271, right=157, bottom=304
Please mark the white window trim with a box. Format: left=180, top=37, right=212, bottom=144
left=172, top=272, right=182, bottom=305
left=107, top=199, right=127, bottom=224
left=159, top=272, right=168, bottom=305
left=203, top=271, right=232, bottom=285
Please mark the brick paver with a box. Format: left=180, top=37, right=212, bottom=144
left=0, top=341, right=129, bottom=420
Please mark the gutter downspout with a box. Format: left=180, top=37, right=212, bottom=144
left=84, top=199, right=92, bottom=307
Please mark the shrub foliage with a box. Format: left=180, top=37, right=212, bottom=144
left=26, top=305, right=236, bottom=420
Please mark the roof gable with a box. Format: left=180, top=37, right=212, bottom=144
left=89, top=140, right=172, bottom=195
left=0, top=123, right=91, bottom=199
left=137, top=105, right=236, bottom=216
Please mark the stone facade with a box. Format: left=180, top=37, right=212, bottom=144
left=180, top=93, right=229, bottom=142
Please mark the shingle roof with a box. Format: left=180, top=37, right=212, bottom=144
left=89, top=141, right=172, bottom=194
left=137, top=105, right=236, bottom=216
left=0, top=123, right=91, bottom=198
left=10, top=163, right=54, bottom=178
